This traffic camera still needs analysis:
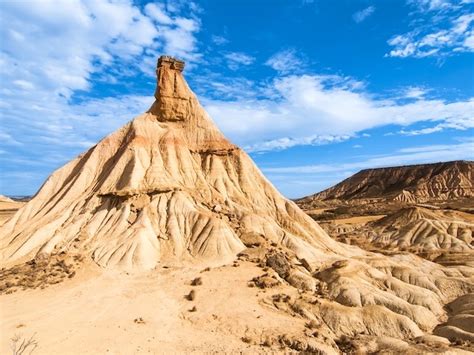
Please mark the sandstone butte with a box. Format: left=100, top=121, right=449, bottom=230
left=1, top=56, right=473, bottom=353
left=0, top=55, right=347, bottom=270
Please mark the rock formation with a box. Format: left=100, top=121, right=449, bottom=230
left=0, top=56, right=345, bottom=270
left=370, top=207, right=473, bottom=254
left=298, top=160, right=474, bottom=203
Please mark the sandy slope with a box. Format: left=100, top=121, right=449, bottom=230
left=2, top=258, right=473, bottom=354
left=0, top=261, right=310, bottom=354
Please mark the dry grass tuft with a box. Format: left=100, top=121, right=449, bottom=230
left=10, top=333, right=38, bottom=355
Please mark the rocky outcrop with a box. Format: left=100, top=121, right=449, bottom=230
left=393, top=190, right=417, bottom=203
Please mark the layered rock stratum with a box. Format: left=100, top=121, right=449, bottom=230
left=298, top=160, right=474, bottom=204
left=1, top=56, right=473, bottom=353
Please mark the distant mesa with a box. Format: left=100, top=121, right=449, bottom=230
left=297, top=160, right=474, bottom=204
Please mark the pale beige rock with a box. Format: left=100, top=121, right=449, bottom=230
left=369, top=207, right=474, bottom=254
left=434, top=293, right=474, bottom=342
left=0, top=195, right=14, bottom=203
left=286, top=270, right=316, bottom=291
left=393, top=189, right=418, bottom=203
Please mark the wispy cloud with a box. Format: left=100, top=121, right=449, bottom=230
left=403, top=86, right=430, bottom=99
left=265, top=49, right=305, bottom=74
left=224, top=52, right=255, bottom=70
left=245, top=135, right=351, bottom=153
left=204, top=73, right=474, bottom=152
left=387, top=1, right=474, bottom=57
left=353, top=6, right=376, bottom=23
left=212, top=35, right=229, bottom=45
left=262, top=139, right=474, bottom=175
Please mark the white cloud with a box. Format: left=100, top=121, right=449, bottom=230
left=245, top=135, right=351, bottom=153
left=403, top=86, right=430, bottom=99
left=0, top=0, right=201, bottom=195
left=159, top=17, right=201, bottom=61
left=408, top=0, right=454, bottom=11
left=353, top=6, right=376, bottom=23
left=387, top=2, right=474, bottom=57
left=204, top=74, right=474, bottom=152
left=224, top=52, right=255, bottom=70
left=144, top=3, right=173, bottom=24
left=212, top=35, right=229, bottom=45
left=265, top=49, right=305, bottom=74
left=398, top=126, right=444, bottom=135
left=0, top=0, right=200, bottom=101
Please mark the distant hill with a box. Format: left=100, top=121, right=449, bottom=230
left=298, top=160, right=473, bottom=204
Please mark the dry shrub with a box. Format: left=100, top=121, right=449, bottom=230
left=10, top=333, right=38, bottom=355
left=186, top=290, right=196, bottom=301
left=191, top=277, right=202, bottom=286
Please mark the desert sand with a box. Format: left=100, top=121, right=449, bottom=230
left=1, top=57, right=473, bottom=354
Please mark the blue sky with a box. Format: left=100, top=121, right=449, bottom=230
left=0, top=0, right=473, bottom=198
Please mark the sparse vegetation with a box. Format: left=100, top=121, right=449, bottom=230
left=335, top=334, right=355, bottom=353
left=251, top=274, right=280, bottom=289
left=190, top=277, right=202, bottom=286
left=10, top=333, right=38, bottom=355
left=0, top=254, right=80, bottom=294
left=272, top=293, right=291, bottom=303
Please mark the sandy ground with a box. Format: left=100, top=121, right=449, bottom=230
left=304, top=208, right=330, bottom=215
left=0, top=261, right=305, bottom=354
left=452, top=210, right=474, bottom=223
left=328, top=215, right=386, bottom=225
left=0, top=200, right=24, bottom=225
